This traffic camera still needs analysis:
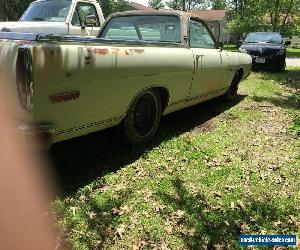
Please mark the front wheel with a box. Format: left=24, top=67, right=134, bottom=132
left=275, top=59, right=285, bottom=72
left=224, top=71, right=242, bottom=101
left=124, top=89, right=161, bottom=144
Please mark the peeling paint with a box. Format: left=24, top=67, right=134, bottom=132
left=93, top=48, right=109, bottom=55
left=15, top=40, right=33, bottom=46
left=129, top=49, right=144, bottom=54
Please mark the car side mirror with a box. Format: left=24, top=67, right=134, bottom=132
left=284, top=41, right=291, bottom=46
left=238, top=39, right=244, bottom=46
left=85, top=15, right=97, bottom=27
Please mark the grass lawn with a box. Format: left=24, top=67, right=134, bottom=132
left=224, top=44, right=239, bottom=52
left=51, top=68, right=300, bottom=249
left=287, top=48, right=300, bottom=58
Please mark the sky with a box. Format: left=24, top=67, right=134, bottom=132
left=129, top=0, right=170, bottom=8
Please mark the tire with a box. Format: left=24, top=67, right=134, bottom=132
left=124, top=89, right=161, bottom=144
left=224, top=70, right=242, bottom=101
left=275, top=59, right=285, bottom=72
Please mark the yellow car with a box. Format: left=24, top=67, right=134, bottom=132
left=0, top=11, right=252, bottom=147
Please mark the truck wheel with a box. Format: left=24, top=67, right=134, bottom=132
left=124, top=89, right=161, bottom=144
left=224, top=71, right=242, bottom=101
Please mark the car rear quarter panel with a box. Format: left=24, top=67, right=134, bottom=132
left=31, top=42, right=195, bottom=142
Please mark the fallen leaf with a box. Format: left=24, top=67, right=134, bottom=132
left=241, top=223, right=250, bottom=233
left=142, top=211, right=150, bottom=218
left=165, top=225, right=173, bottom=235
left=224, top=185, right=235, bottom=191
left=89, top=211, right=97, bottom=220
left=212, top=191, right=222, bottom=198
left=132, top=239, right=142, bottom=250
left=174, top=210, right=185, bottom=219
left=231, top=202, right=235, bottom=209
left=112, top=208, right=120, bottom=215
left=70, top=207, right=78, bottom=216
left=116, top=224, right=126, bottom=238
left=187, top=228, right=196, bottom=236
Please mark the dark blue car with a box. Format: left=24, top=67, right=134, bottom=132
left=239, top=32, right=291, bottom=72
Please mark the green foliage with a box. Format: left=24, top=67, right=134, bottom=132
left=148, top=0, right=165, bottom=10
left=211, top=0, right=226, bottom=10
left=98, top=0, right=132, bottom=18
left=290, top=115, right=300, bottom=135
left=227, top=0, right=300, bottom=38
left=0, top=0, right=33, bottom=21
left=166, top=0, right=208, bottom=11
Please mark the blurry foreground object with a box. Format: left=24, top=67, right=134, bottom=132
left=0, top=82, right=58, bottom=249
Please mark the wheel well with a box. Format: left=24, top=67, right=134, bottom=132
left=152, top=87, right=169, bottom=113
left=237, top=68, right=244, bottom=80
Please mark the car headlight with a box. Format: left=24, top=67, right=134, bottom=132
left=1, top=27, right=11, bottom=32
left=276, top=50, right=285, bottom=56
left=239, top=48, right=247, bottom=54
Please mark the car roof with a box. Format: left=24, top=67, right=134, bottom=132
left=105, top=10, right=210, bottom=39
left=109, top=10, right=198, bottom=18
left=247, top=32, right=281, bottom=36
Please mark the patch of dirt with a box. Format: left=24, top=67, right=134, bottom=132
left=220, top=112, right=238, bottom=121
left=192, top=120, right=216, bottom=133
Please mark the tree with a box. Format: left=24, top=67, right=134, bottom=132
left=226, top=0, right=300, bottom=38
left=98, top=0, right=132, bottom=18
left=166, top=0, right=208, bottom=11
left=148, top=0, right=165, bottom=10
left=211, top=0, right=227, bottom=9
left=0, top=0, right=33, bottom=21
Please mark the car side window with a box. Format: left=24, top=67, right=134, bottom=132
left=71, top=2, right=100, bottom=27
left=189, top=19, right=216, bottom=49
left=71, top=9, right=81, bottom=26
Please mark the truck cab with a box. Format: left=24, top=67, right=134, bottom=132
left=0, top=0, right=105, bottom=36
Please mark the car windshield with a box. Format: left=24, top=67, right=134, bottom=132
left=100, top=15, right=181, bottom=43
left=20, top=0, right=72, bottom=22
left=245, top=33, right=282, bottom=44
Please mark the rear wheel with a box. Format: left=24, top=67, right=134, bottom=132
left=124, top=89, right=161, bottom=144
left=224, top=70, right=242, bottom=100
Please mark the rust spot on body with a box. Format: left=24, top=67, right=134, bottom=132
left=16, top=40, right=32, bottom=46
left=49, top=91, right=80, bottom=104
left=129, top=49, right=144, bottom=54
left=93, top=48, right=109, bottom=55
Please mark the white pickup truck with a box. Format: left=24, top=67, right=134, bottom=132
left=0, top=0, right=105, bottom=36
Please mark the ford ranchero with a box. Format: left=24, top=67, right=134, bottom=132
left=0, top=11, right=252, bottom=147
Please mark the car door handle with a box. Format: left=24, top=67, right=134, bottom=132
left=196, top=55, right=204, bottom=69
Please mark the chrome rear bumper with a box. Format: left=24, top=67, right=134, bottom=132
left=17, top=123, right=55, bottom=150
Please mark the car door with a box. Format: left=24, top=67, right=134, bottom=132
left=188, top=18, right=229, bottom=101
left=69, top=2, right=101, bottom=36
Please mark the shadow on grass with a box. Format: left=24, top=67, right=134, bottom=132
left=251, top=95, right=300, bottom=110
left=249, top=68, right=300, bottom=110
left=260, top=68, right=300, bottom=92
left=50, top=95, right=245, bottom=196
left=158, top=177, right=298, bottom=249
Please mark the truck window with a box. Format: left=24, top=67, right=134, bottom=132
left=20, top=0, right=72, bottom=22
left=189, top=19, right=216, bottom=49
left=100, top=15, right=181, bottom=43
left=71, top=2, right=100, bottom=27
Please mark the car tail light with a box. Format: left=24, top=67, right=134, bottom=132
left=16, top=47, right=33, bottom=111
